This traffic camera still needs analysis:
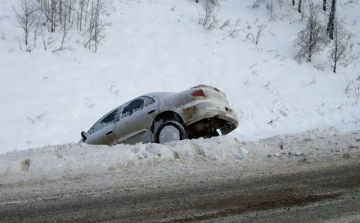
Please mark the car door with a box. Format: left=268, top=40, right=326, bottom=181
left=115, top=96, right=158, bottom=144
left=86, top=108, right=119, bottom=145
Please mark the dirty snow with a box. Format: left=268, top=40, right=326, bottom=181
left=1, top=129, right=359, bottom=185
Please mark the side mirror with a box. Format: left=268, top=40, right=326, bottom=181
left=81, top=131, right=88, bottom=141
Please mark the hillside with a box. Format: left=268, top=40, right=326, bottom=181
left=0, top=0, right=359, bottom=153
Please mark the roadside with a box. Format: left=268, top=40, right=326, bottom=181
left=0, top=129, right=359, bottom=222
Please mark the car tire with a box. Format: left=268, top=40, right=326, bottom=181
left=155, top=120, right=188, bottom=143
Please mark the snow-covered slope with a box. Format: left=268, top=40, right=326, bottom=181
left=0, top=0, right=359, bottom=153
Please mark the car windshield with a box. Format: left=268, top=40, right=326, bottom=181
left=88, top=109, right=118, bottom=135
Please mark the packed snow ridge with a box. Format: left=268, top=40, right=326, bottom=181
left=1, top=128, right=359, bottom=185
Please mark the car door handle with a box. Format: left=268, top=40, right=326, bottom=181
left=106, top=131, right=113, bottom=135
left=148, top=110, right=155, bottom=114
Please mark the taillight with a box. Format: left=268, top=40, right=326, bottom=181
left=191, top=89, right=205, bottom=97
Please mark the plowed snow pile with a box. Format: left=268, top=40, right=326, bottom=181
left=1, top=129, right=359, bottom=185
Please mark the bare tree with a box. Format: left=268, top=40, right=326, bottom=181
left=295, top=2, right=326, bottom=62
left=53, top=0, right=69, bottom=52
left=50, top=0, right=58, bottom=32
left=220, top=19, right=230, bottom=29
left=13, top=0, right=40, bottom=46
left=323, top=0, right=327, bottom=11
left=11, top=0, right=111, bottom=52
left=78, top=0, right=88, bottom=31
left=246, top=24, right=266, bottom=45
left=255, top=24, right=266, bottom=45
left=229, top=19, right=241, bottom=37
left=39, top=0, right=58, bottom=32
left=59, top=0, right=62, bottom=24
left=329, top=19, right=359, bottom=73
left=40, top=29, right=47, bottom=51
left=252, top=0, right=265, bottom=9
left=201, top=0, right=218, bottom=30
left=33, top=12, right=43, bottom=48
left=84, top=0, right=91, bottom=28
left=68, top=0, right=73, bottom=23
left=327, top=0, right=336, bottom=40
left=298, top=0, right=302, bottom=13
left=292, top=0, right=296, bottom=6
left=84, top=0, right=111, bottom=52
left=266, top=0, right=277, bottom=21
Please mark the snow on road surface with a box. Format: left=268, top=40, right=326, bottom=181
left=1, top=129, right=359, bottom=186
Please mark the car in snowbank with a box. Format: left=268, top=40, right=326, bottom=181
left=80, top=85, right=239, bottom=145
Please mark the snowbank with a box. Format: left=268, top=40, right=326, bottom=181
left=1, top=129, right=359, bottom=185
left=0, top=136, right=256, bottom=184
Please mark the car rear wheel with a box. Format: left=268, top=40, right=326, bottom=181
left=155, top=120, right=188, bottom=143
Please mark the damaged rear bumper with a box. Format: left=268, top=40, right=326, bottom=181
left=182, top=100, right=239, bottom=135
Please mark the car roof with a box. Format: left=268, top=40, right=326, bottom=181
left=143, top=92, right=175, bottom=100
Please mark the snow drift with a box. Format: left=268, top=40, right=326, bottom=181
left=1, top=129, right=359, bottom=185
left=0, top=136, right=251, bottom=184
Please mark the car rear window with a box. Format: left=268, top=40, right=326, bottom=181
left=144, top=97, right=155, bottom=107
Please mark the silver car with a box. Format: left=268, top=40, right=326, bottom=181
left=80, top=85, right=239, bottom=145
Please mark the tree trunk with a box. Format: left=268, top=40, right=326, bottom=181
left=61, top=5, right=67, bottom=50
left=308, top=37, right=312, bottom=62
left=51, top=0, right=56, bottom=32
left=94, top=0, right=99, bottom=52
left=79, top=1, right=83, bottom=31
left=59, top=0, right=62, bottom=24
left=25, top=4, right=28, bottom=46
left=89, top=0, right=94, bottom=50
left=327, top=0, right=336, bottom=40
left=298, top=0, right=302, bottom=13
left=47, top=0, right=50, bottom=32
left=68, top=0, right=72, bottom=23
left=292, top=0, right=295, bottom=6
left=323, top=0, right=327, bottom=11
left=333, top=39, right=338, bottom=73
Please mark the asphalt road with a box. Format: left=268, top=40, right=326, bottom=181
left=1, top=162, right=359, bottom=223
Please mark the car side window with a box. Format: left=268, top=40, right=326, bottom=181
left=89, top=109, right=118, bottom=135
left=144, top=97, right=155, bottom=107
left=121, top=98, right=145, bottom=119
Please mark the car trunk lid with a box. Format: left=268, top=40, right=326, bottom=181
left=192, top=85, right=229, bottom=107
